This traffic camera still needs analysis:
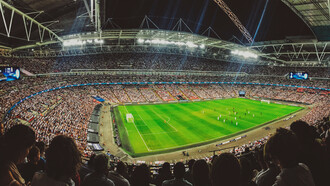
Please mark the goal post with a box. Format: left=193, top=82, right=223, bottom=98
left=261, top=99, right=270, bottom=104
left=126, top=113, right=134, bottom=123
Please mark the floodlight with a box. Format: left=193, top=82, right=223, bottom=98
left=231, top=49, right=258, bottom=59
left=186, top=42, right=197, bottom=48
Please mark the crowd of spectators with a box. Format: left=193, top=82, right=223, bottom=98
left=1, top=53, right=329, bottom=77
left=1, top=119, right=329, bottom=186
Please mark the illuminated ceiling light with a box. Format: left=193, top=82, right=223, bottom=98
left=186, top=42, right=197, bottom=48
left=136, top=38, right=203, bottom=49
left=231, top=49, right=258, bottom=59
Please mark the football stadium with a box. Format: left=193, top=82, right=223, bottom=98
left=0, top=0, right=329, bottom=185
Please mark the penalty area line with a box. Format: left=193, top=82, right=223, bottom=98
left=152, top=109, right=178, bottom=132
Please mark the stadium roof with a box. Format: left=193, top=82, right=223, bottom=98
left=0, top=0, right=317, bottom=48
left=0, top=0, right=329, bottom=66
left=282, top=0, right=330, bottom=41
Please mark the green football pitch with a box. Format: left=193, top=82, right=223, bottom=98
left=114, top=98, right=303, bottom=157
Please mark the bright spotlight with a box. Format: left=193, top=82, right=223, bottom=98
left=231, top=50, right=258, bottom=59
left=186, top=42, right=197, bottom=48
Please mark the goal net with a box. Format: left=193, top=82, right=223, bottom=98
left=261, top=99, right=270, bottom=104
left=126, top=113, right=134, bottom=123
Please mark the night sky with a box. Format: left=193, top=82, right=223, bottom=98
left=105, top=0, right=313, bottom=42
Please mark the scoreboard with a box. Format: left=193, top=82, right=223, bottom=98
left=0, top=67, right=20, bottom=82
left=289, top=72, right=309, bottom=80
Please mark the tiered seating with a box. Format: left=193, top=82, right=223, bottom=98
left=191, top=85, right=211, bottom=99
left=153, top=85, right=175, bottom=101
left=125, top=87, right=146, bottom=102
left=179, top=85, right=200, bottom=100
left=112, top=86, right=130, bottom=103
left=165, top=84, right=187, bottom=100
left=139, top=88, right=162, bottom=102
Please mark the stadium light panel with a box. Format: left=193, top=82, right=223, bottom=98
left=186, top=42, right=198, bottom=48
left=137, top=39, right=144, bottom=43
left=231, top=50, right=258, bottom=59
left=136, top=38, right=204, bottom=50
left=63, top=39, right=86, bottom=47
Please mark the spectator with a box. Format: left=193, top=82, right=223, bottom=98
left=239, top=157, right=257, bottom=186
left=31, top=135, right=81, bottom=186
left=19, top=146, right=42, bottom=183
left=0, top=124, right=35, bottom=186
left=290, top=120, right=328, bottom=186
left=211, top=152, right=241, bottom=186
left=79, top=154, right=95, bottom=181
left=82, top=154, right=114, bottom=186
left=154, top=162, right=173, bottom=186
left=131, top=164, right=155, bottom=186
left=162, top=162, right=192, bottom=186
left=192, top=159, right=211, bottom=186
left=255, top=145, right=280, bottom=186
left=183, top=159, right=195, bottom=185
left=35, top=141, right=46, bottom=171
left=107, top=161, right=130, bottom=186
left=267, top=128, right=315, bottom=186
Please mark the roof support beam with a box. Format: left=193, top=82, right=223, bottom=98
left=213, top=0, right=253, bottom=43
left=0, top=0, right=63, bottom=42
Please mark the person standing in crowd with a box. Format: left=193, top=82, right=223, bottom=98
left=82, top=154, right=114, bottom=186
left=18, top=146, right=42, bottom=183
left=0, top=124, right=36, bottom=186
left=107, top=161, right=130, bottom=186
left=239, top=157, right=257, bottom=186
left=290, top=120, right=329, bottom=186
left=31, top=135, right=81, bottom=186
left=192, top=159, right=211, bottom=186
left=79, top=154, right=95, bottom=181
left=255, top=145, right=280, bottom=186
left=162, top=162, right=192, bottom=186
left=154, top=162, right=173, bottom=186
left=211, top=152, right=241, bottom=186
left=267, top=128, right=315, bottom=186
left=183, top=159, right=195, bottom=185
left=35, top=141, right=46, bottom=170
left=131, top=164, right=155, bottom=186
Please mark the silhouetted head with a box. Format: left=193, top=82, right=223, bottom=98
left=35, top=141, right=46, bottom=156
left=239, top=157, right=254, bottom=185
left=290, top=120, right=314, bottom=143
left=45, top=135, right=81, bottom=181
left=266, top=128, right=299, bottom=168
left=3, top=124, right=35, bottom=164
left=94, top=154, right=109, bottom=174
left=173, top=162, right=185, bottom=179
left=27, top=145, right=40, bottom=164
left=211, top=153, right=241, bottom=186
left=131, top=164, right=151, bottom=186
left=187, top=159, right=195, bottom=171
left=192, top=159, right=211, bottom=186
left=116, top=161, right=127, bottom=176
